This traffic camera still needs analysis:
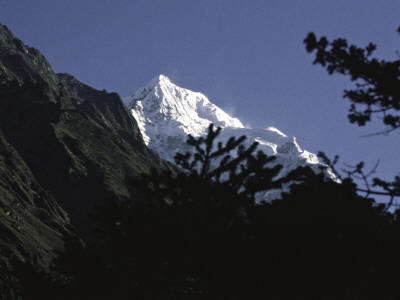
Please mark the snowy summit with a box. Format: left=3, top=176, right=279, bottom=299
left=125, top=75, right=242, bottom=146
left=124, top=75, right=335, bottom=201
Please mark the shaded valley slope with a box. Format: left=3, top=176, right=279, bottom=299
left=0, top=23, right=172, bottom=298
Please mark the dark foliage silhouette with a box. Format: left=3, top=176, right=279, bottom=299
left=301, top=27, right=400, bottom=298
left=304, top=26, right=400, bottom=211
left=304, top=27, right=400, bottom=134
left=13, top=124, right=400, bottom=300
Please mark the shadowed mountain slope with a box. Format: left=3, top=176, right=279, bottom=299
left=0, top=24, right=172, bottom=298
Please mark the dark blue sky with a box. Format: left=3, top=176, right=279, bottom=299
left=1, top=0, right=399, bottom=185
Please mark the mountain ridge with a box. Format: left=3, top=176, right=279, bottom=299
left=124, top=74, right=335, bottom=201
left=0, top=24, right=173, bottom=298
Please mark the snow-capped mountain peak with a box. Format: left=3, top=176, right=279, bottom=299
left=124, top=75, right=335, bottom=201
left=147, top=74, right=172, bottom=87
left=124, top=74, right=243, bottom=147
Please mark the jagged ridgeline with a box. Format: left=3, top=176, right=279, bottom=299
left=0, top=23, right=174, bottom=298
left=124, top=75, right=337, bottom=201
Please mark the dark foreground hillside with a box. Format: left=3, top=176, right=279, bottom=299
left=14, top=125, right=400, bottom=300
left=0, top=23, right=172, bottom=298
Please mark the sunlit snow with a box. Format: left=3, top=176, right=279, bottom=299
left=124, top=75, right=336, bottom=201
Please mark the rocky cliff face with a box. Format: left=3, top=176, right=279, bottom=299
left=0, top=24, right=171, bottom=298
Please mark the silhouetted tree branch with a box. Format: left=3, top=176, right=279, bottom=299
left=13, top=124, right=400, bottom=299
left=318, top=152, right=400, bottom=211
left=306, top=26, right=400, bottom=211
left=304, top=27, right=400, bottom=133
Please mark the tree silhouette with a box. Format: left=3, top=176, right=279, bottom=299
left=304, top=27, right=400, bottom=134
left=304, top=27, right=400, bottom=209
left=13, top=124, right=400, bottom=300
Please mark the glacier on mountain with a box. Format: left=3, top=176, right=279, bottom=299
left=124, top=75, right=335, bottom=201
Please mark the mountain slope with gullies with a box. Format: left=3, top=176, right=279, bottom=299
left=0, top=24, right=172, bottom=298
left=124, top=75, right=335, bottom=201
